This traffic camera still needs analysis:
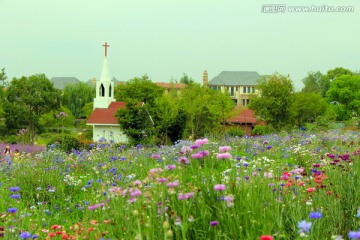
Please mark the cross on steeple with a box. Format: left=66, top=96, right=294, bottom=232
left=102, top=42, right=110, bottom=57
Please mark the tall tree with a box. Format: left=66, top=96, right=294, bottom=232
left=62, top=82, right=95, bottom=119
left=0, top=68, right=7, bottom=118
left=179, top=73, right=195, bottom=85
left=4, top=74, right=61, bottom=143
left=326, top=75, right=360, bottom=119
left=292, top=92, right=327, bottom=127
left=248, top=73, right=294, bottom=130
left=301, top=71, right=323, bottom=94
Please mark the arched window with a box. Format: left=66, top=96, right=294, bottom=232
left=109, top=84, right=112, bottom=97
left=99, top=84, right=105, bottom=97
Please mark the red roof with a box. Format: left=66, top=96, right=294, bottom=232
left=227, top=109, right=258, bottom=124
left=87, top=102, right=126, bottom=125
left=155, top=82, right=186, bottom=89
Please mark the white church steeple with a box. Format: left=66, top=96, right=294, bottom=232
left=93, top=42, right=115, bottom=109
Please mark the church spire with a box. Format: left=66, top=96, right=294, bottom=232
left=93, top=42, right=115, bottom=109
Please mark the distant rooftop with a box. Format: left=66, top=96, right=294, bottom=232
left=50, top=77, right=80, bottom=89
left=209, top=71, right=262, bottom=86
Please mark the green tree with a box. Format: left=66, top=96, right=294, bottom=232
left=62, top=82, right=95, bottom=119
left=292, top=92, right=327, bottom=127
left=179, top=83, right=233, bottom=139
left=0, top=68, right=7, bottom=118
left=39, top=107, right=75, bottom=133
left=115, top=75, right=163, bottom=105
left=248, top=73, right=294, bottom=131
left=179, top=73, right=195, bottom=85
left=326, top=75, right=360, bottom=119
left=4, top=74, right=61, bottom=143
left=154, top=94, right=179, bottom=144
left=301, top=71, right=323, bottom=94
left=115, top=75, right=163, bottom=144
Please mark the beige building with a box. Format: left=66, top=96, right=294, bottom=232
left=205, top=71, right=262, bottom=107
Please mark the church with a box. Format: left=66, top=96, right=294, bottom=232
left=86, top=42, right=129, bottom=143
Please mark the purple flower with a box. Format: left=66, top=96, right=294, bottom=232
left=185, top=192, right=194, bottom=199
left=309, top=211, right=322, bottom=219
left=349, top=231, right=360, bottom=239
left=210, top=220, right=219, bottom=226
left=219, top=146, right=231, bottom=153
left=214, top=184, right=226, bottom=191
left=8, top=207, right=18, bottom=213
left=158, top=177, right=168, bottom=183
left=130, top=189, right=142, bottom=197
left=191, top=152, right=203, bottom=159
left=9, top=186, right=20, bottom=192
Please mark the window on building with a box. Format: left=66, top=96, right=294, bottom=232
left=230, top=87, right=234, bottom=96
left=242, top=99, right=246, bottom=106
left=236, top=87, right=238, bottom=92
left=232, top=99, right=237, bottom=106
left=252, top=87, right=255, bottom=93
left=243, top=87, right=246, bottom=93
left=247, top=99, right=250, bottom=105
left=247, top=87, right=251, bottom=93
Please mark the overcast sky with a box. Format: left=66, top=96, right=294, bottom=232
left=1, top=0, right=359, bottom=90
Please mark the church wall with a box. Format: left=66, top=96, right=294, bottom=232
left=92, top=125, right=129, bottom=143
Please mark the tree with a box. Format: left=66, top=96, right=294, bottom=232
left=301, top=71, right=323, bottom=94
left=179, top=83, right=233, bottom=139
left=115, top=75, right=163, bottom=144
left=248, top=73, right=294, bottom=130
left=179, top=73, right=195, bottom=85
left=154, top=94, right=179, bottom=144
left=292, top=92, right=327, bottom=127
left=326, top=75, right=360, bottom=119
left=0, top=68, right=7, bottom=118
left=4, top=74, right=61, bottom=143
left=115, top=75, right=163, bottom=105
left=62, top=82, right=95, bottom=119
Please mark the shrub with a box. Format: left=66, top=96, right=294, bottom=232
left=47, top=134, right=81, bottom=151
left=252, top=125, right=272, bottom=136
left=226, top=127, right=244, bottom=137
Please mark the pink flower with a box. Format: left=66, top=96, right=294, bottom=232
left=219, top=146, right=231, bottom=153
left=166, top=180, right=179, bottom=188
left=130, top=189, right=142, bottom=197
left=180, top=146, right=192, bottom=154
left=151, top=154, right=161, bottom=159
left=214, top=184, right=226, bottom=191
left=216, top=153, right=231, bottom=159
left=185, top=192, right=194, bottom=199
left=195, top=138, right=209, bottom=146
left=178, top=193, right=185, bottom=200
left=165, top=164, right=176, bottom=170
left=307, top=187, right=315, bottom=193
left=158, top=177, right=168, bottom=183
left=178, top=156, right=190, bottom=164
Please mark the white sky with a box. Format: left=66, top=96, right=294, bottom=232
left=0, top=0, right=359, bottom=90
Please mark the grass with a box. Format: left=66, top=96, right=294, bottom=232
left=0, top=129, right=360, bottom=239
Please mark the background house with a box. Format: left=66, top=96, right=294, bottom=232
left=206, top=71, right=263, bottom=107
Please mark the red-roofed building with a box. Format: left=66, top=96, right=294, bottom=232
left=226, top=108, right=265, bottom=135
left=86, top=43, right=129, bottom=143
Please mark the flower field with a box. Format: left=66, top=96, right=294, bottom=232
left=1, top=129, right=360, bottom=239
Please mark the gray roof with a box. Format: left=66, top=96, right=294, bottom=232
left=50, top=77, right=80, bottom=89
left=209, top=71, right=262, bottom=86
left=86, top=77, right=126, bottom=86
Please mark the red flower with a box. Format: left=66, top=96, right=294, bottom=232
left=48, top=232, right=56, bottom=237
left=307, top=187, right=315, bottom=192
left=260, top=235, right=273, bottom=240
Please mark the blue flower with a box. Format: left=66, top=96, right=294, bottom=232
left=8, top=207, right=18, bottom=213
left=298, top=220, right=312, bottom=234
left=10, top=194, right=20, bottom=199
left=19, top=232, right=32, bottom=239
left=309, top=211, right=322, bottom=219
left=9, top=186, right=20, bottom=192
left=349, top=230, right=360, bottom=239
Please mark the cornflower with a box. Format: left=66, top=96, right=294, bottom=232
left=165, top=164, right=176, bottom=170
left=298, top=220, right=312, bottom=234
left=309, top=211, right=322, bottom=219
left=9, top=186, right=20, bottom=192
left=210, top=221, right=219, bottom=226
left=214, top=184, right=226, bottom=191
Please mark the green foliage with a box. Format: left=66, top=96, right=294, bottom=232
left=4, top=74, right=61, bottom=143
left=226, top=127, right=244, bottom=137
left=82, top=102, right=94, bottom=119
left=251, top=125, right=272, bottom=135
left=179, top=73, right=195, bottom=84
left=301, top=71, right=328, bottom=97
left=62, top=82, right=95, bottom=118
left=47, top=134, right=81, bottom=151
left=292, top=92, right=327, bottom=127
left=39, top=107, right=75, bottom=133
left=248, top=73, right=294, bottom=131
left=326, top=75, right=360, bottom=120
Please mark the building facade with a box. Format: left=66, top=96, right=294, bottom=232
left=206, top=71, right=263, bottom=107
